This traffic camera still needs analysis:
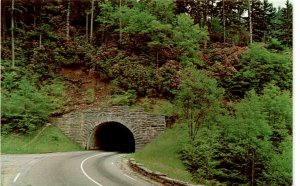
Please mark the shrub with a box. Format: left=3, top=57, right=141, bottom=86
left=181, top=84, right=292, bottom=185
left=1, top=70, right=65, bottom=134
left=112, top=62, right=157, bottom=96
left=180, top=127, right=222, bottom=184
left=267, top=38, right=286, bottom=51
left=109, top=90, right=137, bottom=106
left=223, top=43, right=292, bottom=99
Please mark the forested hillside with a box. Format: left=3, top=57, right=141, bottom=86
left=1, top=0, right=292, bottom=185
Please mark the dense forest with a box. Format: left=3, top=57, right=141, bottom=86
left=1, top=0, right=292, bottom=185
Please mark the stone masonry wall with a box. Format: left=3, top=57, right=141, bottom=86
left=52, top=106, right=166, bottom=150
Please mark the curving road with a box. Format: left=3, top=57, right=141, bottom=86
left=1, top=151, right=155, bottom=186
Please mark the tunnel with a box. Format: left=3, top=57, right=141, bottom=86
left=93, top=122, right=135, bottom=153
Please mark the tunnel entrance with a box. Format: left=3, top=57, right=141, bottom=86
left=93, top=122, right=135, bottom=153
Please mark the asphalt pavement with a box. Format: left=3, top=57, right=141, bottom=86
left=1, top=151, right=155, bottom=186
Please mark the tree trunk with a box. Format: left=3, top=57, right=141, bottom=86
left=39, top=32, right=42, bottom=48
left=222, top=0, right=225, bottom=43
left=237, top=0, right=241, bottom=22
left=85, top=12, right=89, bottom=42
left=11, top=0, right=15, bottom=67
left=156, top=50, right=159, bottom=72
left=248, top=0, right=253, bottom=44
left=210, top=0, right=213, bottom=29
left=203, top=0, right=207, bottom=27
left=2, top=1, right=7, bottom=43
left=119, top=0, right=122, bottom=44
left=90, top=0, right=94, bottom=43
left=34, top=5, right=36, bottom=27
left=66, top=0, right=71, bottom=40
left=251, top=151, right=255, bottom=186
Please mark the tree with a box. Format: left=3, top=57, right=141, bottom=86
left=269, top=0, right=292, bottom=47
left=96, top=2, right=116, bottom=43
left=223, top=44, right=292, bottom=99
left=263, top=136, right=292, bottom=185
left=259, top=83, right=292, bottom=149
left=248, top=0, right=252, bottom=44
left=249, top=0, right=276, bottom=42
left=218, top=90, right=273, bottom=185
left=1, top=67, right=65, bottom=134
left=172, top=14, right=208, bottom=65
left=143, top=0, right=175, bottom=24
left=1, top=0, right=10, bottom=43
left=180, top=127, right=222, bottom=184
left=222, top=0, right=225, bottom=43
left=175, top=67, right=224, bottom=140
left=212, top=0, right=248, bottom=45
left=66, top=0, right=71, bottom=40
left=11, top=0, right=15, bottom=67
left=85, top=10, right=90, bottom=42
left=90, top=0, right=94, bottom=43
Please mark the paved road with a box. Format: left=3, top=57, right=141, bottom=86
left=1, top=151, right=155, bottom=186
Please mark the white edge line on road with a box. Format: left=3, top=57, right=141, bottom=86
left=80, top=153, right=106, bottom=186
left=124, top=174, right=137, bottom=181
left=13, top=173, right=21, bottom=182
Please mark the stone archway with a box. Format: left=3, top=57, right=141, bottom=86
left=54, top=106, right=166, bottom=150
left=87, top=121, right=135, bottom=153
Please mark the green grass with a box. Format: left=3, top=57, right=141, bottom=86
left=130, top=124, right=195, bottom=184
left=1, top=125, right=83, bottom=154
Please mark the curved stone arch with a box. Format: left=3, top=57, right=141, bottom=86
left=54, top=106, right=166, bottom=151
left=86, top=118, right=137, bottom=150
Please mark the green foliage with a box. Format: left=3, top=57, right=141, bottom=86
left=112, top=61, right=157, bottom=96
left=1, top=1, right=293, bottom=184
left=136, top=97, right=152, bottom=112
left=109, top=90, right=137, bottom=106
left=143, top=0, right=175, bottom=24
left=267, top=38, right=286, bottom=51
left=97, top=2, right=118, bottom=28
left=172, top=14, right=208, bottom=65
left=258, top=83, right=292, bottom=149
left=156, top=60, right=181, bottom=96
left=1, top=125, right=82, bottom=154
left=179, top=83, right=292, bottom=185
left=251, top=0, right=276, bottom=42
left=180, top=127, right=222, bottom=184
left=1, top=69, right=65, bottom=134
left=219, top=90, right=273, bottom=185
left=211, top=18, right=223, bottom=34
left=91, top=47, right=122, bottom=79
left=270, top=1, right=293, bottom=47
left=224, top=43, right=292, bottom=99
left=263, top=136, right=292, bottom=185
left=53, top=36, right=94, bottom=67
left=119, top=6, right=158, bottom=34
left=153, top=100, right=176, bottom=118
left=84, top=88, right=95, bottom=104
left=174, top=67, right=224, bottom=140
left=132, top=124, right=194, bottom=183
left=218, top=85, right=292, bottom=185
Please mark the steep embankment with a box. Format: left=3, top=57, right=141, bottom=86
left=130, top=124, right=195, bottom=184
left=1, top=125, right=82, bottom=154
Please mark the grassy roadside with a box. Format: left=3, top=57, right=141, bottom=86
left=1, top=125, right=82, bottom=154
left=130, top=124, right=195, bottom=184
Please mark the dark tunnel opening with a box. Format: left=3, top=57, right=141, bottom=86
left=94, top=122, right=135, bottom=153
